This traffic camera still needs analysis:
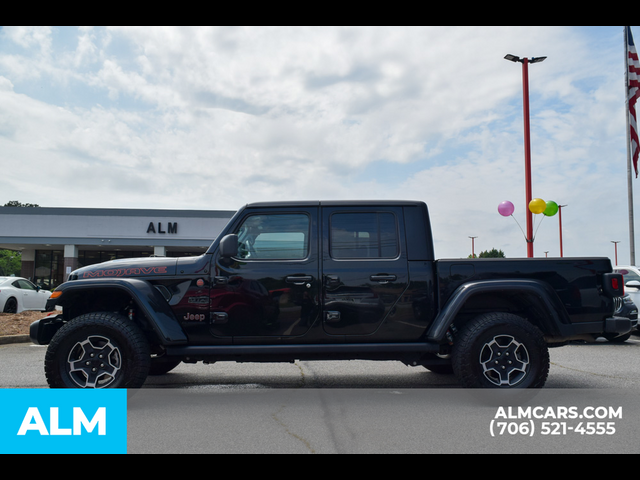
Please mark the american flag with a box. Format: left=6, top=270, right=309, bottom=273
left=627, top=26, right=640, bottom=177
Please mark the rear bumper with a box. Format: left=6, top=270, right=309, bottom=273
left=550, top=316, right=633, bottom=343
left=604, top=316, right=633, bottom=335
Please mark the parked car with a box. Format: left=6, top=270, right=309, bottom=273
left=0, top=277, right=52, bottom=313
left=613, top=265, right=640, bottom=336
left=601, top=294, right=638, bottom=342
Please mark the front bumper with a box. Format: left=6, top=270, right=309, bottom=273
left=29, top=314, right=65, bottom=346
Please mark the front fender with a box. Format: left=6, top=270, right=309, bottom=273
left=427, top=279, right=570, bottom=342
left=49, top=278, right=188, bottom=345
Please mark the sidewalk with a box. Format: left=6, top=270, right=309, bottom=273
left=0, top=335, right=30, bottom=345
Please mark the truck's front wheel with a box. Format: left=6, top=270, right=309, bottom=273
left=452, top=312, right=549, bottom=388
left=44, top=312, right=150, bottom=389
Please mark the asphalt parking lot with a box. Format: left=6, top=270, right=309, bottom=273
left=2, top=337, right=639, bottom=453
left=1, top=336, right=639, bottom=389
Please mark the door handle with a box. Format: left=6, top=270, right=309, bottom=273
left=370, top=274, right=397, bottom=284
left=285, top=275, right=313, bottom=286
left=325, top=311, right=341, bottom=323
left=210, top=312, right=228, bottom=324
left=324, top=275, right=340, bottom=287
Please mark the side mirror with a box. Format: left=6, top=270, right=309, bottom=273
left=219, top=234, right=238, bottom=258
left=626, top=280, right=640, bottom=289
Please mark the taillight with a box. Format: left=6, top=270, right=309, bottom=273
left=603, top=273, right=624, bottom=297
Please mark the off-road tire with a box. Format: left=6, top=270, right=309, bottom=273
left=604, top=332, right=631, bottom=343
left=44, top=312, right=151, bottom=389
left=452, top=312, right=549, bottom=388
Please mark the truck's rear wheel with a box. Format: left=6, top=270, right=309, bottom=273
left=45, top=312, right=150, bottom=389
left=452, top=312, right=549, bottom=388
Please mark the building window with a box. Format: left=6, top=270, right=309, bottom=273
left=35, top=250, right=64, bottom=290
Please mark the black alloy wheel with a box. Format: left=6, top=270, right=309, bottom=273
left=452, top=312, right=549, bottom=388
left=44, top=312, right=150, bottom=389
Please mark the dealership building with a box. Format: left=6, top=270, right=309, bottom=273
left=0, top=207, right=235, bottom=289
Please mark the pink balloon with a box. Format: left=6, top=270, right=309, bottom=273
left=498, top=201, right=515, bottom=217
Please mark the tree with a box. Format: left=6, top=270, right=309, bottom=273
left=479, top=248, right=506, bottom=258
left=0, top=250, right=21, bottom=276
left=3, top=201, right=40, bottom=207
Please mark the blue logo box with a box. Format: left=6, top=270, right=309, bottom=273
left=0, top=389, right=127, bottom=454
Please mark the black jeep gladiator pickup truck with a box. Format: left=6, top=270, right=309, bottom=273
left=30, top=200, right=630, bottom=389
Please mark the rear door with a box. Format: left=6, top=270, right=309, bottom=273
left=321, top=205, right=409, bottom=336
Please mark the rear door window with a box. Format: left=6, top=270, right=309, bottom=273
left=330, top=212, right=398, bottom=259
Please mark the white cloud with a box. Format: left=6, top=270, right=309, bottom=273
left=0, top=26, right=636, bottom=262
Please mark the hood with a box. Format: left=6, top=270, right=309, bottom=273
left=71, top=256, right=179, bottom=280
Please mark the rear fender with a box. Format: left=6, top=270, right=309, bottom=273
left=427, top=279, right=570, bottom=342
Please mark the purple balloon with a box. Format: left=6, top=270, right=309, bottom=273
left=498, top=201, right=514, bottom=217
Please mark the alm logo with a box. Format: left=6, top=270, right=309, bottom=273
left=17, top=407, right=106, bottom=436
left=1, top=389, right=126, bottom=454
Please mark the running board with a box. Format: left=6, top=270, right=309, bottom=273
left=165, top=342, right=443, bottom=361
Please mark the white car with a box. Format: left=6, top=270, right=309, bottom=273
left=0, top=277, right=52, bottom=313
left=613, top=266, right=640, bottom=304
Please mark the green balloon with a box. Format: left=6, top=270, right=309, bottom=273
left=544, top=201, right=559, bottom=216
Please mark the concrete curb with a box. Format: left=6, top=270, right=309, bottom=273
left=0, top=335, right=30, bottom=345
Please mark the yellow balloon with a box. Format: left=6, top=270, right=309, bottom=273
left=529, top=198, right=546, bottom=214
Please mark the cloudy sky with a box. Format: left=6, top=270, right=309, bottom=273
left=1, top=26, right=638, bottom=262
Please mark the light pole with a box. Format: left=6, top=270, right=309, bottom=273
left=504, top=54, right=546, bottom=258
left=612, top=241, right=621, bottom=266
left=469, top=236, right=478, bottom=258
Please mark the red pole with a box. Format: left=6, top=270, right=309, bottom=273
left=522, top=58, right=534, bottom=258
left=612, top=241, right=620, bottom=266
left=558, top=205, right=564, bottom=257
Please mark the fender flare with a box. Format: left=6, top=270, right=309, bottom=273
left=426, top=279, right=570, bottom=342
left=50, top=278, right=188, bottom=345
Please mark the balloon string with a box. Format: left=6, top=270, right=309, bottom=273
left=533, top=214, right=546, bottom=240
left=510, top=215, right=527, bottom=241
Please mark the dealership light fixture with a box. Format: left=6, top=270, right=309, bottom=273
left=504, top=53, right=547, bottom=257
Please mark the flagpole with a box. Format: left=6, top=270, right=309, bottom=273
left=625, top=26, right=636, bottom=265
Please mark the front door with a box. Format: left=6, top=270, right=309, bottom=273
left=210, top=207, right=320, bottom=339
left=321, top=205, right=409, bottom=336
left=13, top=279, right=40, bottom=309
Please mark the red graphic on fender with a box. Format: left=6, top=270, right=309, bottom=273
left=82, top=266, right=168, bottom=278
